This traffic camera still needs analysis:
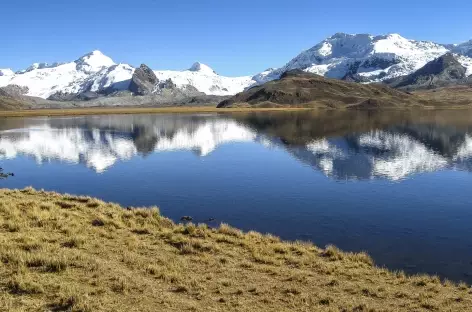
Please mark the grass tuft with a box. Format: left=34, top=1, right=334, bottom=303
left=0, top=187, right=470, bottom=311
left=7, top=275, right=44, bottom=294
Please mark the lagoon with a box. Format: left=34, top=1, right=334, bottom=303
left=1, top=110, right=472, bottom=282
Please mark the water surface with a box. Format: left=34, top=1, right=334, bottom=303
left=1, top=110, right=472, bottom=282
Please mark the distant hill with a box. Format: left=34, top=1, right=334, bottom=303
left=0, top=96, right=27, bottom=110
left=217, top=70, right=436, bottom=109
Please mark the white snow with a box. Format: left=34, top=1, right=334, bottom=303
left=188, top=62, right=216, bottom=74
left=87, top=64, right=135, bottom=93
left=256, top=33, right=472, bottom=84
left=2, top=33, right=472, bottom=99
left=0, top=68, right=14, bottom=76
left=0, top=119, right=256, bottom=172
left=251, top=68, right=277, bottom=84
left=0, top=53, right=256, bottom=98
left=75, top=50, right=115, bottom=73
left=0, top=51, right=120, bottom=98
left=155, top=63, right=255, bottom=96
left=456, top=54, right=472, bottom=76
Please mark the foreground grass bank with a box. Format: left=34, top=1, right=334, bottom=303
left=0, top=188, right=470, bottom=311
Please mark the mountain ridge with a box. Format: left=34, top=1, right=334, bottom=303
left=1, top=33, right=472, bottom=101
left=387, top=53, right=472, bottom=90
left=255, top=33, right=472, bottom=85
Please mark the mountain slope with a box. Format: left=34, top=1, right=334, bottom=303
left=2, top=33, right=472, bottom=101
left=218, top=70, right=431, bottom=109
left=388, top=53, right=471, bottom=90
left=0, top=69, right=14, bottom=77
left=0, top=95, right=28, bottom=110
left=0, top=53, right=255, bottom=99
left=254, top=33, right=472, bottom=85
left=0, top=51, right=118, bottom=99
left=154, top=62, right=254, bottom=96
left=453, top=40, right=472, bottom=58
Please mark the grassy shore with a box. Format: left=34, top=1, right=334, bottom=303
left=0, top=106, right=315, bottom=118
left=0, top=188, right=470, bottom=311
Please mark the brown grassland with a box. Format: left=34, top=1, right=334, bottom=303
left=414, top=86, right=472, bottom=106
left=0, top=188, right=471, bottom=311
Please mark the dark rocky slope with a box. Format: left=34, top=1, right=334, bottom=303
left=387, top=53, right=471, bottom=90
left=129, top=64, right=159, bottom=95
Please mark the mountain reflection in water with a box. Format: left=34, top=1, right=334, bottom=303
left=0, top=115, right=257, bottom=173
left=1, top=110, right=472, bottom=283
left=1, top=111, right=472, bottom=180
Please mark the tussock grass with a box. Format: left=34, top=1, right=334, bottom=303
left=0, top=188, right=471, bottom=311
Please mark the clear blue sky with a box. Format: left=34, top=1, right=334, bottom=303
left=2, top=0, right=471, bottom=76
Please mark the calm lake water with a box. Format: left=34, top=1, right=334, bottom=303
left=1, top=110, right=472, bottom=283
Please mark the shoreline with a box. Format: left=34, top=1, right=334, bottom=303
left=0, top=106, right=314, bottom=118
left=1, top=105, right=472, bottom=118
left=0, top=187, right=470, bottom=311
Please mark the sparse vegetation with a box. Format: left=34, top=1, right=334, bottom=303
left=0, top=187, right=471, bottom=311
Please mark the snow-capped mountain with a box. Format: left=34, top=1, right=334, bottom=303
left=2, top=33, right=472, bottom=100
left=154, top=62, right=254, bottom=96
left=0, top=50, right=119, bottom=98
left=81, top=63, right=135, bottom=94
left=0, top=69, right=14, bottom=77
left=254, top=33, right=472, bottom=84
left=452, top=40, right=472, bottom=58
left=0, top=52, right=256, bottom=99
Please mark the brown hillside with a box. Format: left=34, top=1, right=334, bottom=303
left=217, top=70, right=445, bottom=109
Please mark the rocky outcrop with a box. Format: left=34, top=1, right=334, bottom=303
left=158, top=78, right=177, bottom=90
left=388, top=53, right=468, bottom=90
left=129, top=64, right=159, bottom=95
left=0, top=84, right=29, bottom=98
left=48, top=91, right=102, bottom=101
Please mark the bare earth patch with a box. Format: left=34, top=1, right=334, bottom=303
left=0, top=188, right=470, bottom=311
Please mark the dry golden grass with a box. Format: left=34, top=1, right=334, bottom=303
left=0, top=106, right=313, bottom=118
left=0, top=188, right=471, bottom=311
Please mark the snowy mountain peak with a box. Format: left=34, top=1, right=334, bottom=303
left=379, top=33, right=403, bottom=39
left=16, top=62, right=63, bottom=74
left=188, top=62, right=216, bottom=74
left=0, top=49, right=255, bottom=99
left=0, top=68, right=14, bottom=76
left=453, top=40, right=472, bottom=58
left=2, top=32, right=471, bottom=101
left=256, top=32, right=467, bottom=84
left=329, top=32, right=372, bottom=40
left=75, top=50, right=115, bottom=73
